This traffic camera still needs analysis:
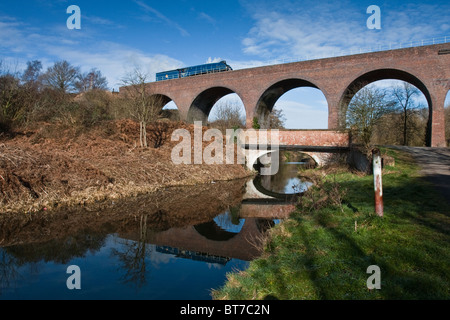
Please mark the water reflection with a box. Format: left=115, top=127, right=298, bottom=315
left=0, top=178, right=296, bottom=300
left=111, top=214, right=150, bottom=290
left=257, top=151, right=315, bottom=195
left=214, top=211, right=245, bottom=234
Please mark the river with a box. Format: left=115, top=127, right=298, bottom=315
left=0, top=151, right=313, bottom=300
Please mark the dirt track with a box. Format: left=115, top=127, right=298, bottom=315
left=389, top=146, right=450, bottom=205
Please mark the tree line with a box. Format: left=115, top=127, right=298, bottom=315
left=0, top=59, right=116, bottom=132
left=0, top=59, right=180, bottom=149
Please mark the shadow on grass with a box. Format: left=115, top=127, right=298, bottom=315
left=289, top=173, right=450, bottom=300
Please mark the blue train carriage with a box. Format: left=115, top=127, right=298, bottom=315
left=156, top=60, right=232, bottom=81
left=156, top=69, right=180, bottom=81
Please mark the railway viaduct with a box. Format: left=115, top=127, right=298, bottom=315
left=120, top=43, right=450, bottom=147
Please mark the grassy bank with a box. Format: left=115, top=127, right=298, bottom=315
left=213, top=148, right=450, bottom=300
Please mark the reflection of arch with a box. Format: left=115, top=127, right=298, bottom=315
left=194, top=221, right=238, bottom=241
left=251, top=175, right=301, bottom=201
left=187, top=87, right=245, bottom=124
left=245, top=149, right=278, bottom=171
left=193, top=217, right=277, bottom=243
left=256, top=78, right=327, bottom=129
left=338, top=69, right=432, bottom=129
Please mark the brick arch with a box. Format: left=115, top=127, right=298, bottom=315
left=150, top=93, right=182, bottom=121
left=337, top=68, right=432, bottom=128
left=187, top=86, right=246, bottom=124
left=255, top=78, right=328, bottom=129
left=149, top=93, right=179, bottom=110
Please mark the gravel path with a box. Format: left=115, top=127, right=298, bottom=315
left=388, top=146, right=450, bottom=206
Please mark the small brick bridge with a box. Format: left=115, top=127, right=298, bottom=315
left=120, top=43, right=450, bottom=147
left=241, top=129, right=350, bottom=168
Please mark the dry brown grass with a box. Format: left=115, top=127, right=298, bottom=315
left=0, top=119, right=252, bottom=214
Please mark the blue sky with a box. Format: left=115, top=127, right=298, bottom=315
left=1, top=0, right=449, bottom=128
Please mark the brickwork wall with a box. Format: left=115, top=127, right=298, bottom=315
left=278, top=130, right=349, bottom=147
left=120, top=44, right=450, bottom=147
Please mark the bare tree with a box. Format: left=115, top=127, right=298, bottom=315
left=346, top=85, right=394, bottom=148
left=209, top=100, right=245, bottom=132
left=391, top=82, right=423, bottom=146
left=0, top=60, right=26, bottom=131
left=268, top=107, right=286, bottom=129
left=120, top=67, right=164, bottom=148
left=40, top=60, right=80, bottom=93
left=111, top=215, right=151, bottom=289
left=75, top=68, right=108, bottom=93
left=21, top=60, right=42, bottom=86
left=0, top=73, right=21, bottom=131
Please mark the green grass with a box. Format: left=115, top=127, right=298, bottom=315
left=213, top=148, right=450, bottom=300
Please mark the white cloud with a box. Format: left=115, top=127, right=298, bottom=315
left=206, top=57, right=223, bottom=63
left=0, top=15, right=183, bottom=90
left=133, top=0, right=190, bottom=37
left=84, top=15, right=123, bottom=28
left=240, top=1, right=450, bottom=61
left=198, top=12, right=216, bottom=25
left=241, top=4, right=361, bottom=60
left=0, top=20, right=28, bottom=52
left=225, top=59, right=266, bottom=70
left=46, top=41, right=183, bottom=89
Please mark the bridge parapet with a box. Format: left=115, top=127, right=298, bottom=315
left=236, top=129, right=350, bottom=147
left=278, top=130, right=350, bottom=147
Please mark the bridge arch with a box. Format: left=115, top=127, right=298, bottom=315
left=255, top=78, right=328, bottom=129
left=338, top=68, right=432, bottom=127
left=187, top=87, right=245, bottom=125
left=148, top=93, right=181, bottom=119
